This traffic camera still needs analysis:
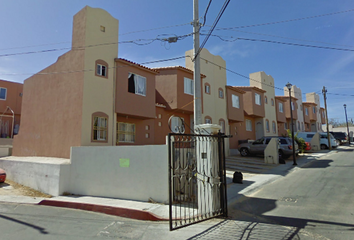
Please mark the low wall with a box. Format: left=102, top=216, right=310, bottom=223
left=68, top=145, right=169, bottom=203
left=0, top=157, right=70, bottom=196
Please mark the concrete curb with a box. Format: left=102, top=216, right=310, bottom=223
left=38, top=199, right=168, bottom=221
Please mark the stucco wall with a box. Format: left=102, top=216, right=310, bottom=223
left=69, top=145, right=169, bottom=203
left=250, top=72, right=278, bottom=136
left=79, top=6, right=119, bottom=147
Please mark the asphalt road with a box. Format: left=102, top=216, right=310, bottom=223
left=230, top=146, right=354, bottom=240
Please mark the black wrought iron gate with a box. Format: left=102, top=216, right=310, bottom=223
left=168, top=133, right=228, bottom=231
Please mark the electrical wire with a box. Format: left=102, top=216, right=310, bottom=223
left=205, top=35, right=354, bottom=52
left=210, top=8, right=354, bottom=31
left=202, top=0, right=213, bottom=26
left=194, top=0, right=230, bottom=60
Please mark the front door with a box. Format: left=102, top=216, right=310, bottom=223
left=256, top=121, right=263, bottom=139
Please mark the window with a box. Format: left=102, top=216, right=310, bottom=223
left=265, top=96, right=268, bottom=104
left=232, top=94, right=240, bottom=108
left=255, top=93, right=261, bottom=105
left=284, top=122, right=288, bottom=129
left=0, top=88, right=7, bottom=100
left=272, top=121, right=276, bottom=133
left=218, top=88, right=224, bottom=99
left=205, top=84, right=210, bottom=94
left=117, top=122, right=135, bottom=143
left=128, top=73, right=146, bottom=96
left=300, top=105, right=303, bottom=111
left=184, top=77, right=194, bottom=95
left=171, top=116, right=184, bottom=133
left=291, top=102, right=295, bottom=110
left=271, top=98, right=274, bottom=106
left=219, top=119, right=225, bottom=133
left=266, top=120, right=270, bottom=132
left=205, top=117, right=212, bottom=124
left=95, top=60, right=108, bottom=78
left=92, top=115, right=108, bottom=142
left=246, top=119, right=252, bottom=131
left=297, top=121, right=300, bottom=131
left=313, top=107, right=316, bottom=114
left=100, top=25, right=105, bottom=32
left=305, top=108, right=309, bottom=116
left=279, top=103, right=283, bottom=113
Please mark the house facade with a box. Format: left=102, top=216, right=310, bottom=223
left=0, top=79, right=23, bottom=138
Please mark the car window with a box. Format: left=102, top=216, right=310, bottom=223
left=320, top=135, right=327, bottom=139
left=253, top=138, right=264, bottom=144
left=307, top=134, right=314, bottom=138
left=265, top=138, right=271, bottom=144
left=280, top=139, right=288, bottom=144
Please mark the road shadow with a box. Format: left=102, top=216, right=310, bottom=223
left=0, top=213, right=48, bottom=234
left=188, top=195, right=354, bottom=239
left=300, top=159, right=333, bottom=169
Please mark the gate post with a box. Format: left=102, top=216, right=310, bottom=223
left=195, top=124, right=221, bottom=216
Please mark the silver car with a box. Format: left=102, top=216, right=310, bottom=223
left=238, top=136, right=299, bottom=159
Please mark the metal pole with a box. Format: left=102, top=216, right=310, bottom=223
left=322, top=87, right=331, bottom=150
left=289, top=90, right=297, bottom=165
left=193, top=0, right=202, bottom=127
left=344, top=104, right=350, bottom=145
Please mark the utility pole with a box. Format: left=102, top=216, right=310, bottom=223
left=193, top=0, right=202, bottom=127
left=344, top=104, right=350, bottom=145
left=322, top=86, right=331, bottom=150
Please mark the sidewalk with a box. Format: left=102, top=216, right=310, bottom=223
left=0, top=148, right=342, bottom=221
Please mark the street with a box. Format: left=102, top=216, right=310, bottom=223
left=0, top=147, right=353, bottom=239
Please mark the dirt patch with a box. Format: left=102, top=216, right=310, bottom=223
left=0, top=179, right=52, bottom=198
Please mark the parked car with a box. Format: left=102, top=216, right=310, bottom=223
left=238, top=136, right=299, bottom=159
left=329, top=131, right=348, bottom=145
left=296, top=132, right=337, bottom=150
left=0, top=168, right=6, bottom=183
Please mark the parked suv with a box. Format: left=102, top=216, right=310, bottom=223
left=238, top=136, right=299, bottom=159
left=296, top=132, right=337, bottom=150
left=329, top=131, right=348, bottom=145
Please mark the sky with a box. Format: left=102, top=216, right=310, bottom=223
left=1, top=0, right=354, bottom=123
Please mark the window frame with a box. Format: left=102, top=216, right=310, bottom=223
left=219, top=119, right=225, bottom=133
left=271, top=98, right=274, bottom=106
left=255, top=93, right=261, bottom=105
left=128, top=73, right=147, bottom=96
left=232, top=94, right=240, bottom=108
left=305, top=108, right=309, bottom=116
left=0, top=88, right=7, bottom=100
left=95, top=59, right=108, bottom=78
left=184, top=77, right=194, bottom=95
left=117, top=122, right=136, bottom=143
left=266, top=119, right=270, bottom=133
left=92, top=112, right=108, bottom=143
left=246, top=119, right=252, bottom=131
left=265, top=96, right=268, bottom=104
left=279, top=102, right=283, bottom=113
left=205, top=83, right=210, bottom=94
left=170, top=116, right=184, bottom=133
left=272, top=121, right=276, bottom=134
left=218, top=88, right=224, bottom=99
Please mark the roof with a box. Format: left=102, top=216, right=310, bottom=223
left=275, top=95, right=299, bottom=101
left=155, top=103, right=166, bottom=108
left=226, top=86, right=246, bottom=94
left=152, top=66, right=206, bottom=78
left=233, top=86, right=266, bottom=93
left=115, top=58, right=159, bottom=74
left=302, top=102, right=317, bottom=106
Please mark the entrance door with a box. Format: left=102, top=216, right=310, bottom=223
left=256, top=121, right=263, bottom=139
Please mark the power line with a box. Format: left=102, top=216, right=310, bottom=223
left=210, top=8, right=354, bottom=31
left=327, top=92, right=354, bottom=97
left=194, top=0, right=231, bottom=60
left=207, top=35, right=354, bottom=52
left=202, top=0, right=213, bottom=26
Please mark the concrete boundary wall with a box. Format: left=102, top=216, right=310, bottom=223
left=68, top=145, right=169, bottom=203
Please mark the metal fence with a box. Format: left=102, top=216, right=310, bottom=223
left=168, top=133, right=228, bottom=231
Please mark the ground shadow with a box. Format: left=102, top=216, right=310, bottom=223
left=300, top=159, right=333, bottom=169
left=188, top=195, right=354, bottom=239
left=0, top=213, right=48, bottom=234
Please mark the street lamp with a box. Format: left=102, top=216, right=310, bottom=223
left=344, top=104, right=350, bottom=145
left=286, top=82, right=297, bottom=165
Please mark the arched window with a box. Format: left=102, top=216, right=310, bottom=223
left=271, top=98, right=274, bottom=106
left=265, top=96, right=268, bottom=104
left=218, top=88, right=224, bottom=99
left=272, top=121, right=276, bottom=133
left=266, top=119, right=270, bottom=132
left=205, top=116, right=212, bottom=124
left=205, top=83, right=211, bottom=94
left=92, top=112, right=108, bottom=142
left=95, top=59, right=108, bottom=78
left=219, top=119, right=225, bottom=133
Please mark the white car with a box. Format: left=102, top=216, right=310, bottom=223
left=296, top=132, right=337, bottom=150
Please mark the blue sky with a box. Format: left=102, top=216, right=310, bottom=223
left=1, top=0, right=354, bottom=122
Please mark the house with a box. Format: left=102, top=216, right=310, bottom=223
left=274, top=96, right=298, bottom=134
left=0, top=79, right=23, bottom=138
left=275, top=96, right=287, bottom=136
left=13, top=6, right=119, bottom=158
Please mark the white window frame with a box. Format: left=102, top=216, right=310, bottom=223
left=184, top=77, right=194, bottom=95
left=255, top=93, right=261, bottom=105
left=219, top=89, right=224, bottom=98
left=279, top=103, right=283, bottom=113
left=93, top=116, right=107, bottom=141
left=117, top=122, right=136, bottom=143
left=232, top=94, right=240, bottom=108
left=246, top=119, right=252, bottom=131
left=128, top=73, right=146, bottom=96
left=305, top=108, right=309, bottom=116
left=96, top=64, right=107, bottom=76
left=0, top=88, right=7, bottom=100
left=205, top=85, right=210, bottom=94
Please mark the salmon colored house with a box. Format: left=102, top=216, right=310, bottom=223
left=0, top=79, right=23, bottom=138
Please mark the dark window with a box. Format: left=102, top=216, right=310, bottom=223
left=280, top=139, right=288, bottom=144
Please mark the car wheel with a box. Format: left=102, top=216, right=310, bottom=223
left=240, top=148, right=249, bottom=157
left=320, top=144, right=327, bottom=150
left=278, top=150, right=284, bottom=159
left=336, top=139, right=341, bottom=146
